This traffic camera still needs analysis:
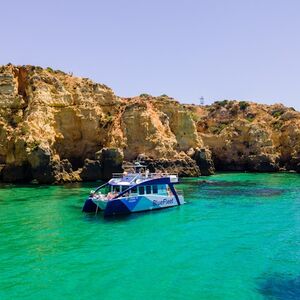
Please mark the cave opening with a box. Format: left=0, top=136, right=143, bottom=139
left=68, top=157, right=85, bottom=171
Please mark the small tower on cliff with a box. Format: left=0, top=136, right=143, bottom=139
left=199, top=96, right=204, bottom=106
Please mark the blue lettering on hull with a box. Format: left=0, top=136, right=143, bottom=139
left=153, top=198, right=174, bottom=206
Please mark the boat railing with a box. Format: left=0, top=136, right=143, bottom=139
left=150, top=173, right=178, bottom=178
left=112, top=173, right=124, bottom=178
left=112, top=172, right=178, bottom=179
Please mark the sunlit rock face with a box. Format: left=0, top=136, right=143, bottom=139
left=193, top=100, right=300, bottom=172
left=0, top=64, right=299, bottom=183
left=0, top=64, right=119, bottom=182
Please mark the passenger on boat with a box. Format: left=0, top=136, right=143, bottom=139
left=107, top=191, right=117, bottom=200
left=167, top=186, right=172, bottom=196
left=155, top=171, right=162, bottom=178
left=145, top=169, right=149, bottom=178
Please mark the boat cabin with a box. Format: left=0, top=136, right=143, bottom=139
left=91, top=171, right=179, bottom=200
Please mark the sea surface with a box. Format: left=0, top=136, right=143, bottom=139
left=0, top=173, right=299, bottom=300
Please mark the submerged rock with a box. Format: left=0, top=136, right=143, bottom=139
left=258, top=274, right=300, bottom=300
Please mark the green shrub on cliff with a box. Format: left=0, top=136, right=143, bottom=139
left=215, top=100, right=229, bottom=107
left=239, top=101, right=249, bottom=110
left=272, top=110, right=284, bottom=118
left=46, top=67, right=54, bottom=73
left=273, top=120, right=283, bottom=130
left=210, top=123, right=228, bottom=134
left=158, top=94, right=174, bottom=101
left=190, top=112, right=201, bottom=122
left=246, top=116, right=255, bottom=122
left=246, top=113, right=256, bottom=122
left=140, top=93, right=151, bottom=98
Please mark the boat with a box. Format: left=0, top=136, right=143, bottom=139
left=82, top=162, right=185, bottom=216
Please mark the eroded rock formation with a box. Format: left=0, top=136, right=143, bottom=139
left=0, top=64, right=299, bottom=183
left=192, top=100, right=300, bottom=172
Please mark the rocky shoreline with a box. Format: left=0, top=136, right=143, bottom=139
left=0, top=64, right=299, bottom=183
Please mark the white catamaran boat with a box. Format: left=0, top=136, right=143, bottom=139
left=82, top=163, right=185, bottom=216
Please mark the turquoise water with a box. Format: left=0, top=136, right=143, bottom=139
left=0, top=173, right=300, bottom=300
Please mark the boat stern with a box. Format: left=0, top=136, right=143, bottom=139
left=82, top=197, right=98, bottom=212
left=92, top=198, right=108, bottom=210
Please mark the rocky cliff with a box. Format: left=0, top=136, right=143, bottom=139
left=0, top=64, right=299, bottom=183
left=193, top=100, right=300, bottom=172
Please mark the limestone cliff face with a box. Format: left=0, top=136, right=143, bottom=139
left=0, top=64, right=299, bottom=183
left=0, top=65, right=122, bottom=182
left=0, top=65, right=211, bottom=182
left=194, top=100, right=300, bottom=172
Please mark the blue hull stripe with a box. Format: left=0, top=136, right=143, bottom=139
left=169, top=184, right=180, bottom=205
left=104, top=200, right=131, bottom=216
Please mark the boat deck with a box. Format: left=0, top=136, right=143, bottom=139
left=109, top=172, right=179, bottom=185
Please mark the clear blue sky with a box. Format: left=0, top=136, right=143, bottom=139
left=2, top=0, right=300, bottom=109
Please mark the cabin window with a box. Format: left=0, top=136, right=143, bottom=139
left=121, top=186, right=128, bottom=192
left=157, top=184, right=168, bottom=195
left=131, top=187, right=137, bottom=193
left=152, top=185, right=158, bottom=194
left=139, top=186, right=145, bottom=195
left=146, top=186, right=151, bottom=194
left=114, top=186, right=120, bottom=193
